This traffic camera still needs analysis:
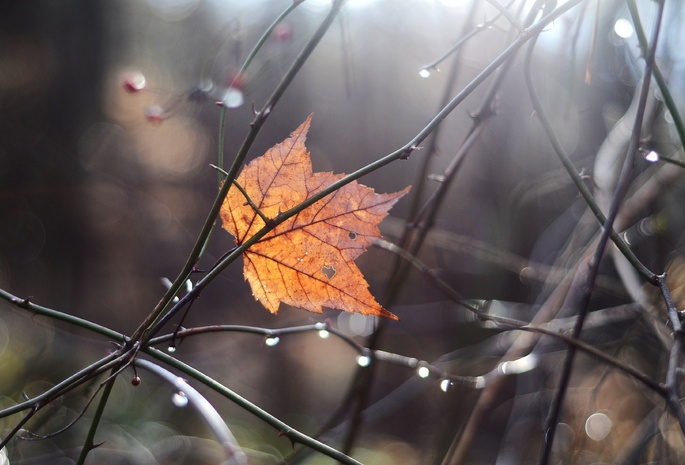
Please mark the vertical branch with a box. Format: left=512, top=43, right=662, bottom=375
left=76, top=374, right=117, bottom=465
left=537, top=1, right=665, bottom=464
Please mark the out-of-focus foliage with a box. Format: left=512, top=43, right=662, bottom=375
left=2, top=0, right=685, bottom=464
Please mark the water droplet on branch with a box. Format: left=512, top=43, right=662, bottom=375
left=419, top=68, right=431, bottom=78
left=222, top=87, right=244, bottom=108
left=172, top=391, right=188, bottom=407
left=643, top=150, right=659, bottom=163
left=265, top=336, right=280, bottom=347
left=122, top=71, right=146, bottom=93
left=356, top=354, right=371, bottom=367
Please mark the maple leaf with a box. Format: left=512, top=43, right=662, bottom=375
left=220, top=115, right=409, bottom=320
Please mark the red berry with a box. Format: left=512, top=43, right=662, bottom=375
left=131, top=376, right=142, bottom=386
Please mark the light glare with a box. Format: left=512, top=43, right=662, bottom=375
left=585, top=412, right=612, bottom=441
left=644, top=150, right=659, bottom=163
left=614, top=18, right=634, bottom=39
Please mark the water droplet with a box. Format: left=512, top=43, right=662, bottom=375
left=622, top=231, right=631, bottom=245
left=265, top=336, right=280, bottom=347
left=356, top=354, right=371, bottom=367
left=440, top=379, right=451, bottom=392
left=318, top=329, right=330, bottom=339
left=585, top=412, right=612, bottom=441
left=197, top=78, right=214, bottom=94
left=417, top=366, right=430, bottom=378
left=348, top=231, right=357, bottom=240
left=419, top=68, right=431, bottom=78
left=222, top=87, right=244, bottom=108
left=167, top=345, right=177, bottom=353
left=315, top=322, right=326, bottom=330
left=122, top=71, right=146, bottom=93
left=172, top=391, right=188, bottom=407
left=145, top=105, right=166, bottom=124
left=643, top=150, right=659, bottom=163
left=613, top=18, right=634, bottom=39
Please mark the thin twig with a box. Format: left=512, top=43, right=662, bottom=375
left=537, top=1, right=665, bottom=462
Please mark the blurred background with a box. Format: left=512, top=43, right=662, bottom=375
left=2, top=0, right=685, bottom=464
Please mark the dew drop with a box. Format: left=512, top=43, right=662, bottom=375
left=417, top=366, right=430, bottom=378
left=315, top=322, right=326, bottom=330
left=265, top=336, right=280, bottom=347
left=122, top=71, right=146, bottom=93
left=167, top=345, right=177, bottom=353
left=144, top=105, right=166, bottom=124
left=643, top=150, right=659, bottom=163
left=222, top=87, right=244, bottom=108
left=318, top=329, right=330, bottom=339
left=440, top=379, right=451, bottom=392
left=356, top=354, right=371, bottom=367
left=172, top=391, right=188, bottom=407
left=348, top=231, right=357, bottom=240
left=613, top=18, right=634, bottom=39
left=419, top=68, right=431, bottom=78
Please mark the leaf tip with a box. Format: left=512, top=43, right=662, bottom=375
left=381, top=308, right=399, bottom=320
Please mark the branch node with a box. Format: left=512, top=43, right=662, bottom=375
left=400, top=145, right=418, bottom=160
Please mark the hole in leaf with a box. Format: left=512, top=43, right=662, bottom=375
left=322, top=265, right=336, bottom=280
left=348, top=231, right=357, bottom=240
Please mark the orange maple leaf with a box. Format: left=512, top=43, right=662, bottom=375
left=220, top=115, right=409, bottom=320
